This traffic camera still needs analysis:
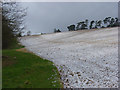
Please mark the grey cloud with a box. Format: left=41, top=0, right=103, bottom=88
left=21, top=2, right=118, bottom=34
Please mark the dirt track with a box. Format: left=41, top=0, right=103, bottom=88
left=20, top=27, right=118, bottom=88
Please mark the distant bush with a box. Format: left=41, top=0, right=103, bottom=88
left=67, top=24, right=75, bottom=31
left=54, top=28, right=61, bottom=33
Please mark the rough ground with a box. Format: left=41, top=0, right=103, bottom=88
left=20, top=27, right=118, bottom=88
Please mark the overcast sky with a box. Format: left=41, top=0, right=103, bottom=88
left=21, top=2, right=118, bottom=34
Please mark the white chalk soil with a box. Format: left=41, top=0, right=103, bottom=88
left=20, top=27, right=118, bottom=88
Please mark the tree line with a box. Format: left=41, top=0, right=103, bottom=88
left=54, top=17, right=119, bottom=32
left=67, top=17, right=119, bottom=31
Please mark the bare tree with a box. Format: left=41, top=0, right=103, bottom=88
left=2, top=2, right=26, bottom=49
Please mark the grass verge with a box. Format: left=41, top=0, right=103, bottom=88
left=2, top=48, right=62, bottom=88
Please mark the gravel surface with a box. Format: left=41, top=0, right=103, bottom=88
left=20, top=27, right=118, bottom=88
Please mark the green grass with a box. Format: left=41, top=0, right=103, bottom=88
left=2, top=49, right=62, bottom=88
left=8, top=40, right=25, bottom=49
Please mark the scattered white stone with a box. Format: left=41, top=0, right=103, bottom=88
left=20, top=27, right=118, bottom=88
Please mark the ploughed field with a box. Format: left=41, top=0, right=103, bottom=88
left=20, top=27, right=118, bottom=88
